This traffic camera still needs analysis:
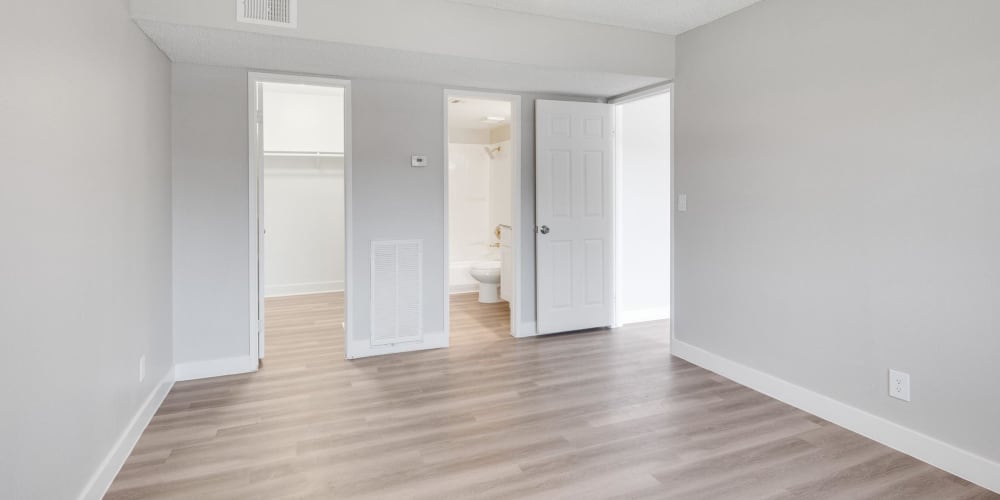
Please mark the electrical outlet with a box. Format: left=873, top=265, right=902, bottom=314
left=888, top=369, right=910, bottom=402
left=139, top=355, right=146, bottom=383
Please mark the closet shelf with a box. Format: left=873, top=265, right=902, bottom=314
left=263, top=151, right=344, bottom=158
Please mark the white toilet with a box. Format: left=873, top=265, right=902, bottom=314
left=469, top=261, right=502, bottom=303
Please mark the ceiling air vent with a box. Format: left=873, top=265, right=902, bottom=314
left=237, top=0, right=297, bottom=28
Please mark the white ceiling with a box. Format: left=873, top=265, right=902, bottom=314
left=448, top=98, right=512, bottom=130
left=449, top=0, right=764, bottom=35
left=137, top=21, right=666, bottom=98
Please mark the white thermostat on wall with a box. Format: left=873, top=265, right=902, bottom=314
left=411, top=155, right=428, bottom=167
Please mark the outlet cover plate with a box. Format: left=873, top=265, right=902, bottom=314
left=889, top=369, right=910, bottom=402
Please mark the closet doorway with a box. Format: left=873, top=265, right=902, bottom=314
left=249, top=73, right=353, bottom=361
left=444, top=90, right=524, bottom=339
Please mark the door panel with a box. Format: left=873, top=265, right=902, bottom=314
left=535, top=100, right=615, bottom=335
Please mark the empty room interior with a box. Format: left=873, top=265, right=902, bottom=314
left=2, top=1, right=998, bottom=499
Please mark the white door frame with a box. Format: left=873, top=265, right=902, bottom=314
left=248, top=72, right=354, bottom=360
left=608, top=84, right=673, bottom=329
left=442, top=90, right=524, bottom=338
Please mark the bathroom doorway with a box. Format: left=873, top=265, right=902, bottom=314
left=444, top=91, right=523, bottom=339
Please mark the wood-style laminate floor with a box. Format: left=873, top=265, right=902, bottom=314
left=106, top=292, right=997, bottom=499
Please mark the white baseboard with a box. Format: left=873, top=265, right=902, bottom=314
left=670, top=339, right=1000, bottom=494
left=78, top=368, right=175, bottom=500
left=174, top=356, right=258, bottom=381
left=265, top=280, right=344, bottom=297
left=620, top=307, right=670, bottom=325
left=513, top=321, right=537, bottom=338
left=449, top=284, right=479, bottom=294
left=347, top=334, right=448, bottom=359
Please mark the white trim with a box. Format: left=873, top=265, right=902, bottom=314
left=77, top=368, right=174, bottom=500
left=175, top=356, right=258, bottom=382
left=442, top=94, right=450, bottom=346
left=668, top=84, right=677, bottom=347
left=608, top=81, right=673, bottom=105
left=671, top=339, right=1000, bottom=494
left=443, top=90, right=524, bottom=341
left=513, top=321, right=538, bottom=338
left=348, top=333, right=449, bottom=359
left=619, top=307, right=670, bottom=325
left=248, top=72, right=354, bottom=360
left=248, top=75, right=262, bottom=360
left=265, top=280, right=344, bottom=297
left=612, top=104, right=624, bottom=328
left=449, top=284, right=479, bottom=294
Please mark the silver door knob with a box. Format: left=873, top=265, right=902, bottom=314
left=539, top=225, right=550, bottom=235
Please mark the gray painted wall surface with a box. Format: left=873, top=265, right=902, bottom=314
left=172, top=64, right=252, bottom=363
left=351, top=79, right=447, bottom=342
left=170, top=63, right=595, bottom=365
left=675, top=0, right=1000, bottom=462
left=0, top=1, right=173, bottom=498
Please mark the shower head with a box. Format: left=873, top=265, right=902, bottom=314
left=483, top=145, right=501, bottom=159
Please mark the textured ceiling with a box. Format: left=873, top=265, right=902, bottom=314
left=449, top=0, right=764, bottom=35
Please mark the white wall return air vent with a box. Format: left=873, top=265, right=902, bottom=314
left=370, top=240, right=424, bottom=347
left=237, top=0, right=297, bottom=28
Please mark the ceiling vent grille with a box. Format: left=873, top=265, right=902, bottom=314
left=238, top=0, right=297, bottom=28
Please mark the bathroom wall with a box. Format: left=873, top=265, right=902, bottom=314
left=489, top=139, right=513, bottom=231
left=448, top=135, right=494, bottom=292
left=489, top=124, right=514, bottom=232
left=448, top=124, right=513, bottom=293
left=448, top=140, right=494, bottom=264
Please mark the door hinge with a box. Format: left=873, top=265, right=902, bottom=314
left=255, top=110, right=263, bottom=123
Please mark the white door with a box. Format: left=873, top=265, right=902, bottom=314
left=535, top=100, right=615, bottom=334
left=253, top=81, right=266, bottom=359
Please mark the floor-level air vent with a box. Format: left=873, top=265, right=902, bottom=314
left=371, top=240, right=423, bottom=346
left=237, top=0, right=297, bottom=28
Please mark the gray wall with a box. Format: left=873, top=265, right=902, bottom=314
left=350, top=80, right=447, bottom=343
left=0, top=1, right=173, bottom=498
left=171, top=63, right=595, bottom=365
left=172, top=64, right=251, bottom=364
left=674, top=0, right=1000, bottom=463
